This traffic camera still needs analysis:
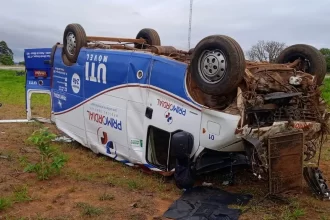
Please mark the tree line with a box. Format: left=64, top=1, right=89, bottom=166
left=246, top=40, right=330, bottom=72
left=0, top=39, right=330, bottom=71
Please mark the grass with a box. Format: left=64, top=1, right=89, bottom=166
left=280, top=206, right=305, bottom=220
left=0, top=185, right=32, bottom=211
left=0, top=69, right=50, bottom=108
left=1, top=68, right=329, bottom=107
left=99, top=192, right=115, bottom=201
left=13, top=185, right=32, bottom=203
left=1, top=66, right=330, bottom=218
left=75, top=202, right=104, bottom=217
left=321, top=78, right=330, bottom=104
left=0, top=70, right=26, bottom=105
left=0, top=197, right=12, bottom=211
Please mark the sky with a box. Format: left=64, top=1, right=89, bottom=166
left=1, top=0, right=330, bottom=62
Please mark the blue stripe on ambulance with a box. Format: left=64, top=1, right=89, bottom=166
left=52, top=47, right=201, bottom=114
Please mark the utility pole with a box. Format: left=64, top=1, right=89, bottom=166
left=188, top=0, right=193, bottom=50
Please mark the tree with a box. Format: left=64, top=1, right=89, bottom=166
left=320, top=48, right=330, bottom=73
left=18, top=61, right=25, bottom=66
left=0, top=41, right=14, bottom=65
left=0, top=55, right=14, bottom=65
left=246, top=40, right=286, bottom=63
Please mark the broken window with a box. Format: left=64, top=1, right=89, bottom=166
left=146, top=126, right=171, bottom=171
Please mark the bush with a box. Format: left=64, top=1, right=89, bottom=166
left=24, top=127, right=68, bottom=180
left=0, top=55, right=14, bottom=65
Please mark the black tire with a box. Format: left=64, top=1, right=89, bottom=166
left=190, top=35, right=245, bottom=96
left=62, top=53, right=74, bottom=66
left=63, top=23, right=87, bottom=63
left=135, top=28, right=161, bottom=49
left=276, top=44, right=326, bottom=85
left=50, top=42, right=60, bottom=66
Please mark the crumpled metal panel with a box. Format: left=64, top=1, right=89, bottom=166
left=268, top=130, right=304, bottom=194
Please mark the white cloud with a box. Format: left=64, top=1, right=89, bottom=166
left=1, top=0, right=330, bottom=61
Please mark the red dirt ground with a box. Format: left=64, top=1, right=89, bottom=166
left=1, top=106, right=330, bottom=220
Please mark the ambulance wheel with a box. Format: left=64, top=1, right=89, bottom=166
left=50, top=42, right=60, bottom=66
left=62, top=53, right=74, bottom=66
left=190, top=35, right=245, bottom=96
left=135, top=28, right=161, bottom=49
left=276, top=44, right=326, bottom=85
left=63, top=23, right=87, bottom=63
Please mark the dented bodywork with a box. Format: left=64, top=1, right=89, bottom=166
left=22, top=23, right=329, bottom=191
left=186, top=57, right=328, bottom=181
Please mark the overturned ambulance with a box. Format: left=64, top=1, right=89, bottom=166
left=24, top=24, right=329, bottom=191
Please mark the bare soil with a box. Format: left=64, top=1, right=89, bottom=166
left=1, top=106, right=330, bottom=220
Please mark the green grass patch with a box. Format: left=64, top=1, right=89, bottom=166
left=0, top=185, right=33, bottom=211
left=75, top=202, right=104, bottom=217
left=321, top=78, right=330, bottom=104
left=280, top=206, right=305, bottom=220
left=0, top=69, right=49, bottom=106
left=13, top=185, right=32, bottom=203
left=0, top=70, right=25, bottom=104
left=0, top=197, right=12, bottom=211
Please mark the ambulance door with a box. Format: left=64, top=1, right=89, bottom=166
left=51, top=46, right=87, bottom=146
left=24, top=48, right=52, bottom=121
left=126, top=52, right=152, bottom=163
left=83, top=50, right=130, bottom=160
left=144, top=57, right=202, bottom=172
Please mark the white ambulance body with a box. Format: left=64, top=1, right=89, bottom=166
left=23, top=24, right=325, bottom=187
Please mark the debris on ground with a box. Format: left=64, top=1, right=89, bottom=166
left=163, top=186, right=252, bottom=220
left=130, top=202, right=138, bottom=208
left=0, top=155, right=9, bottom=159
left=52, top=135, right=73, bottom=143
left=222, top=181, right=230, bottom=186
left=303, top=167, right=330, bottom=200
left=202, top=182, right=213, bottom=187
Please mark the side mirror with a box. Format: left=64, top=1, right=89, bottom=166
left=44, top=60, right=51, bottom=64
left=170, top=131, right=194, bottom=160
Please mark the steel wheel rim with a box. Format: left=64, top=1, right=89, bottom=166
left=66, top=32, right=76, bottom=56
left=198, top=49, right=227, bottom=84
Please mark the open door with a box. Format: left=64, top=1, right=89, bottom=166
left=24, top=48, right=52, bottom=122
left=143, top=57, right=202, bottom=172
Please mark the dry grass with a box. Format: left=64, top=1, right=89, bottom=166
left=1, top=69, right=330, bottom=219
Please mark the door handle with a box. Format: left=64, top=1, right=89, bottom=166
left=145, top=107, right=153, bottom=119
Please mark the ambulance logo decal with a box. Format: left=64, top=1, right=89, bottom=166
left=164, top=111, right=173, bottom=124
left=97, top=127, right=115, bottom=155
left=71, top=73, right=81, bottom=94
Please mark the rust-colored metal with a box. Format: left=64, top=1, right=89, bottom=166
left=268, top=130, right=304, bottom=194
left=87, top=36, right=146, bottom=44
left=150, top=46, right=177, bottom=55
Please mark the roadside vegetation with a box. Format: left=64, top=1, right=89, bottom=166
left=1, top=68, right=330, bottom=219
left=321, top=78, right=330, bottom=104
